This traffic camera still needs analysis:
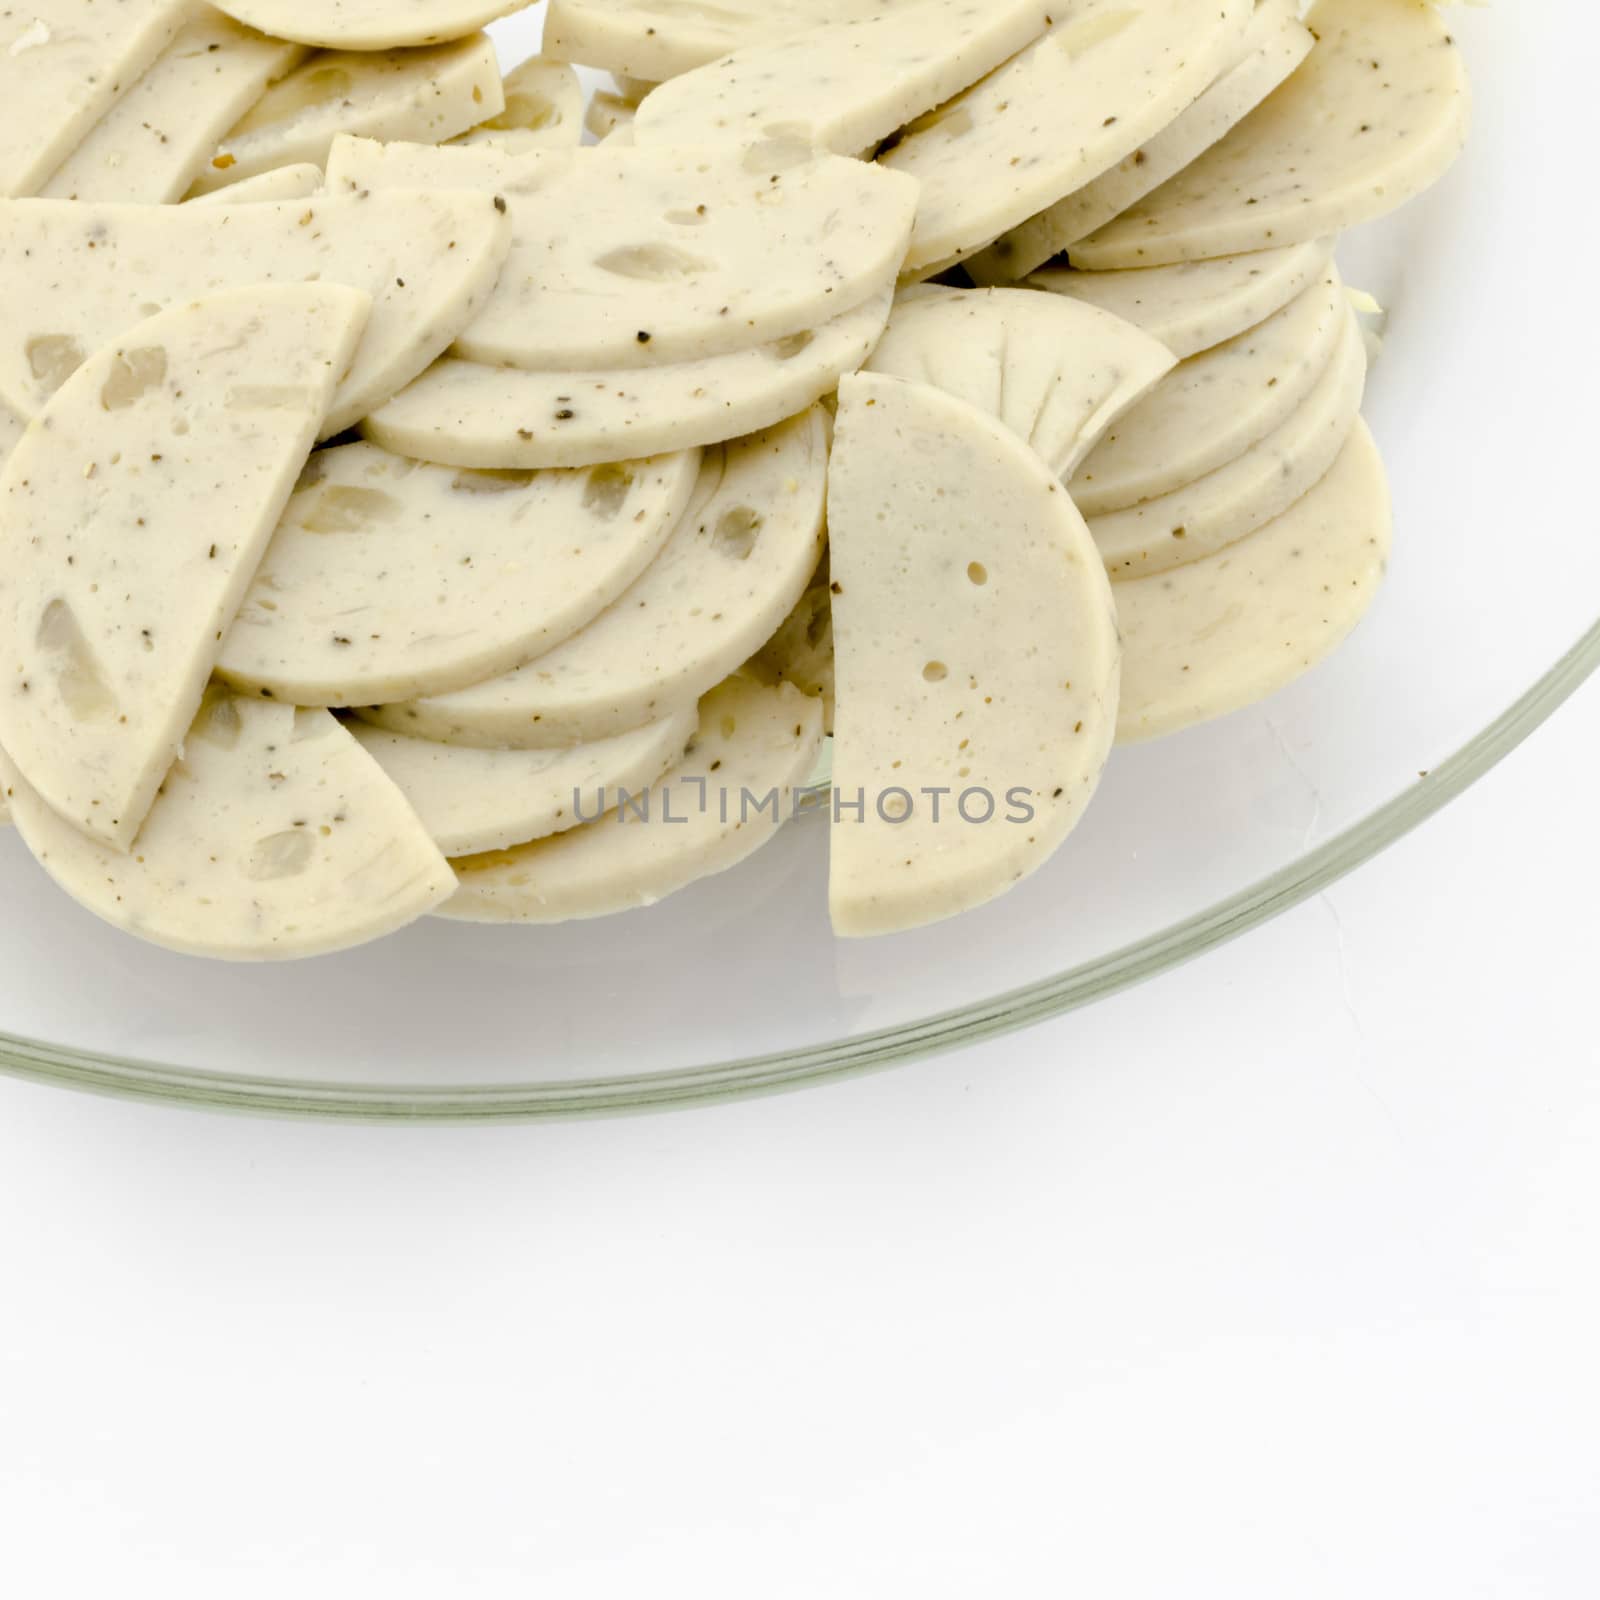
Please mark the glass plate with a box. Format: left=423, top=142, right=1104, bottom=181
left=1, top=2, right=1592, bottom=1118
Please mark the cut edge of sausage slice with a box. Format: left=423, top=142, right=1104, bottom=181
left=363, top=406, right=829, bottom=748
left=1069, top=263, right=1346, bottom=515
left=1115, top=417, right=1390, bottom=742
left=188, top=34, right=504, bottom=194
left=865, top=286, right=1176, bottom=479
left=215, top=441, right=702, bottom=706
left=632, top=0, right=1050, bottom=158
left=826, top=371, right=1121, bottom=938
left=542, top=0, right=892, bottom=82
left=1031, top=237, right=1337, bottom=360
left=207, top=0, right=523, bottom=52
left=1068, top=0, right=1471, bottom=269
left=437, top=675, right=824, bottom=924
left=0, top=694, right=454, bottom=959
left=362, top=287, right=890, bottom=470
left=1092, top=306, right=1365, bottom=577
left=350, top=703, right=699, bottom=856
left=40, top=14, right=309, bottom=205
left=969, top=0, right=1315, bottom=282
left=0, top=283, right=369, bottom=851
left=185, top=163, right=323, bottom=204
left=0, top=190, right=512, bottom=438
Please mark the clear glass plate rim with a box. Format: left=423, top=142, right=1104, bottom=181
left=3, top=613, right=1596, bottom=1122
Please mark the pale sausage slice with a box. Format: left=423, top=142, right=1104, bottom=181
left=1091, top=308, right=1364, bottom=576
left=185, top=163, right=323, bottom=205
left=324, top=136, right=917, bottom=371
left=827, top=373, right=1120, bottom=937
left=364, top=407, right=828, bottom=748
left=1, top=0, right=189, bottom=198
left=0, top=693, right=454, bottom=959
left=208, top=0, right=523, bottom=52
left=438, top=676, right=823, bottom=924
left=865, top=285, right=1174, bottom=477
left=41, top=14, right=308, bottom=205
left=216, top=441, right=701, bottom=707
left=747, top=564, right=834, bottom=735
left=632, top=0, right=1050, bottom=158
left=0, top=405, right=22, bottom=466
left=0, top=191, right=511, bottom=437
left=1115, top=419, right=1390, bottom=741
left=351, top=706, right=698, bottom=856
left=187, top=34, right=503, bottom=195
left=1030, top=239, right=1335, bottom=360
left=1070, top=265, right=1347, bottom=515
left=0, top=285, right=369, bottom=850
left=543, top=0, right=894, bottom=83
left=970, top=0, right=1314, bottom=281
left=1070, top=0, right=1470, bottom=269
left=449, top=58, right=583, bottom=151
left=363, top=289, right=889, bottom=469
left=880, top=0, right=1254, bottom=275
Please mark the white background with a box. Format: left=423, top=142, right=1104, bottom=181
left=1, top=673, right=1595, bottom=1595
